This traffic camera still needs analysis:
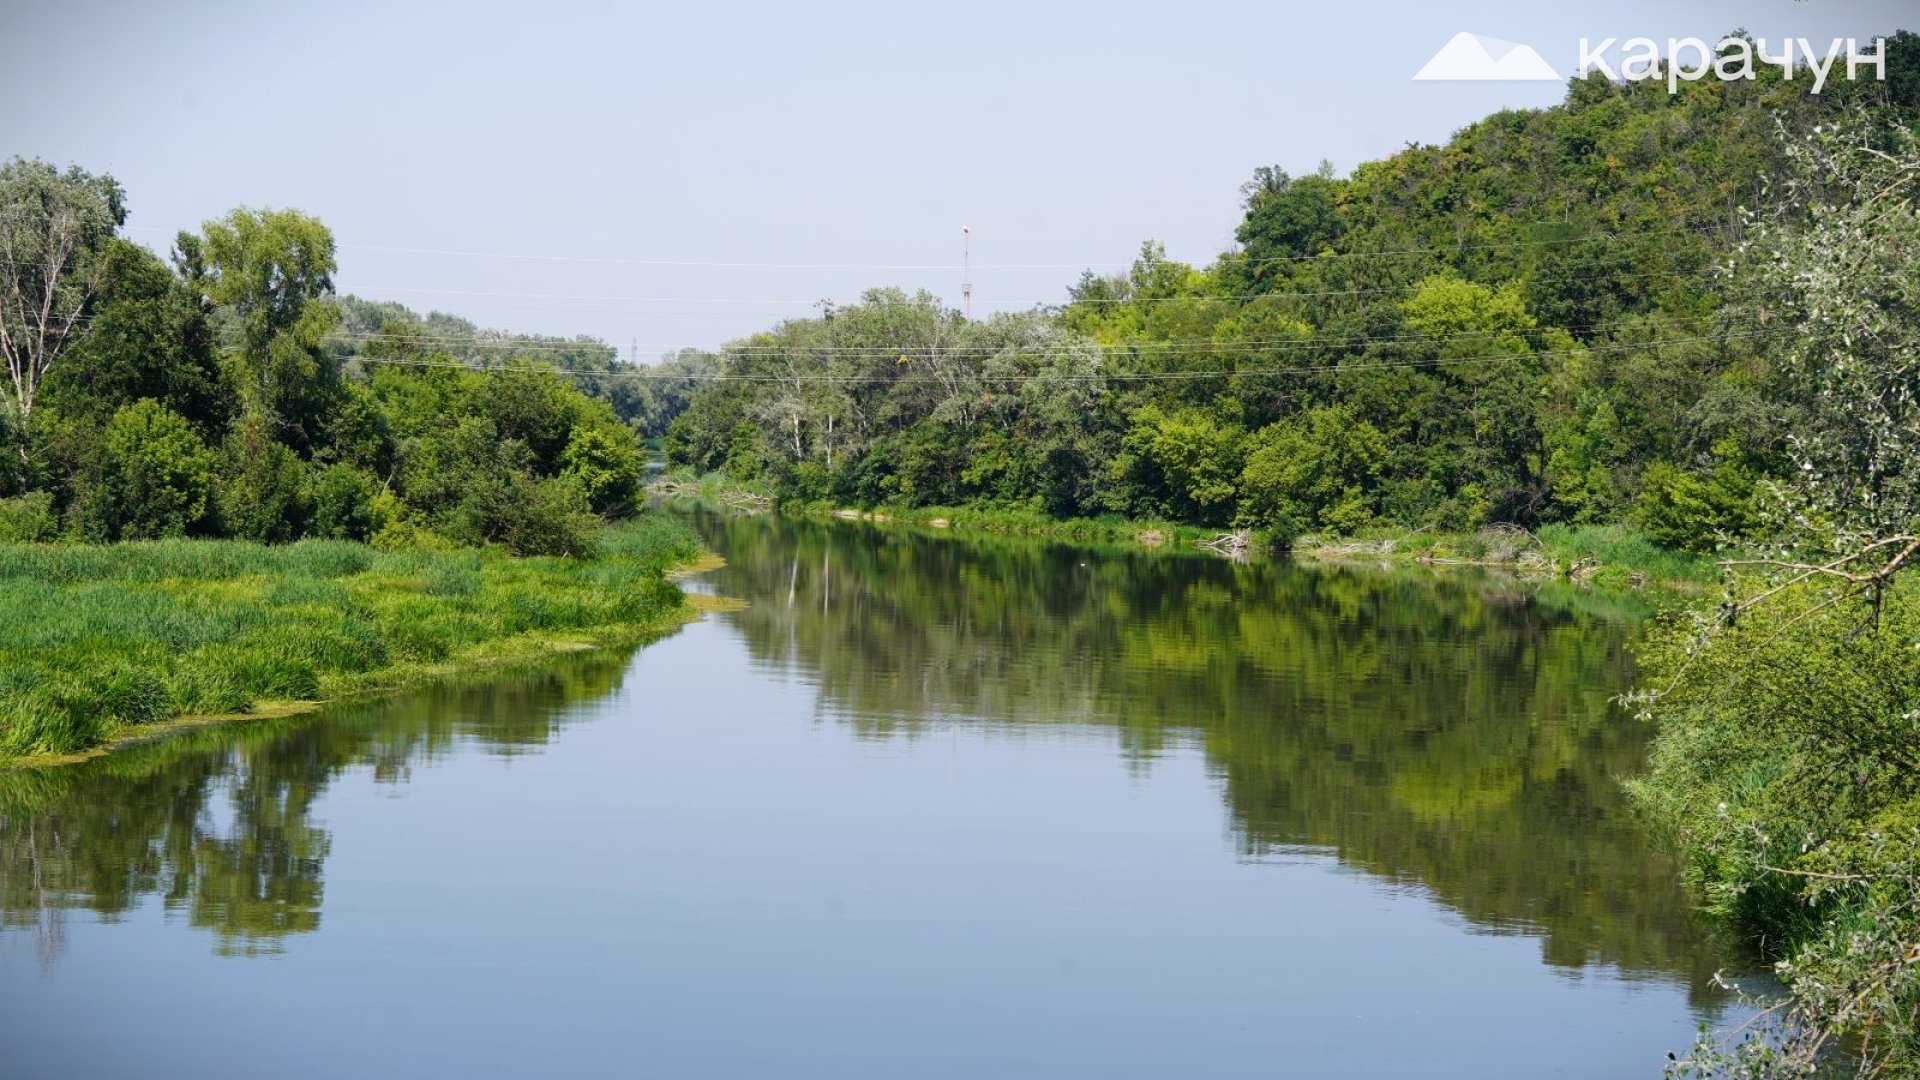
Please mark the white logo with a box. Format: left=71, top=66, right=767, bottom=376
left=1414, top=32, right=1563, bottom=82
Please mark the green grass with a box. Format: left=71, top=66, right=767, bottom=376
left=1293, top=522, right=1723, bottom=595
left=1532, top=523, right=1720, bottom=586
left=0, top=512, right=705, bottom=763
left=799, top=500, right=1205, bottom=544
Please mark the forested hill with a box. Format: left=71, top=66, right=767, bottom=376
left=666, top=33, right=1920, bottom=547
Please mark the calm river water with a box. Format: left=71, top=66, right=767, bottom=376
left=0, top=510, right=1734, bottom=1078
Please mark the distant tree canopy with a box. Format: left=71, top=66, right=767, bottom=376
left=0, top=180, right=660, bottom=556
left=659, top=35, right=1918, bottom=545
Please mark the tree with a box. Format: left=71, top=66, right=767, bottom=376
left=215, top=420, right=311, bottom=543
left=1238, top=405, right=1388, bottom=538
left=1236, top=162, right=1345, bottom=283
left=178, top=208, right=341, bottom=452
left=0, top=159, right=126, bottom=451
left=560, top=420, right=643, bottom=516
left=1633, top=111, right=1920, bottom=1078
left=308, top=462, right=380, bottom=541
left=1737, top=110, right=1920, bottom=560
left=39, top=238, right=228, bottom=435
left=1110, top=406, right=1244, bottom=525
left=84, top=400, right=215, bottom=540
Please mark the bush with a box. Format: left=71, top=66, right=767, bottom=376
left=1237, top=405, right=1386, bottom=536
left=216, top=426, right=311, bottom=543
left=0, top=492, right=58, bottom=542
left=309, top=462, right=380, bottom=541
left=1631, top=575, right=1920, bottom=1073
left=560, top=422, right=643, bottom=516
left=1630, top=442, right=1762, bottom=553
left=84, top=400, right=216, bottom=541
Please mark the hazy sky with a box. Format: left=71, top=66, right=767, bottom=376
left=2, top=0, right=1910, bottom=358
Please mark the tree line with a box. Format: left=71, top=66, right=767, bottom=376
left=656, top=43, right=1920, bottom=1071
left=0, top=172, right=686, bottom=557
left=664, top=37, right=1918, bottom=551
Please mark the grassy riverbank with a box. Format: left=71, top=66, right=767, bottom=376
left=1292, top=523, right=1721, bottom=593
left=783, top=499, right=1215, bottom=548
left=654, top=469, right=1719, bottom=594
left=0, top=511, right=706, bottom=766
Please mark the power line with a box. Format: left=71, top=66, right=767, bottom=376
left=337, top=327, right=1786, bottom=384
left=105, top=218, right=1741, bottom=272
left=335, top=261, right=1716, bottom=313
left=323, top=312, right=1747, bottom=359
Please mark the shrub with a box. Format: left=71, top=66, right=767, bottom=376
left=1238, top=405, right=1386, bottom=536
left=86, top=400, right=216, bottom=541
left=560, top=422, right=643, bottom=516
left=488, top=475, right=599, bottom=557
left=1630, top=441, right=1762, bottom=553
left=1631, top=575, right=1920, bottom=1073
left=216, top=424, right=311, bottom=543
left=0, top=492, right=58, bottom=542
left=309, top=462, right=380, bottom=541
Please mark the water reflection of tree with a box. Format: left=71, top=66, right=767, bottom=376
left=696, top=510, right=1725, bottom=996
left=0, top=653, right=634, bottom=960
left=3, top=516, right=1727, bottom=996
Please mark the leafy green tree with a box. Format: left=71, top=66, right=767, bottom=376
left=1235, top=162, right=1344, bottom=285
left=40, top=238, right=229, bottom=435
left=1633, top=111, right=1920, bottom=1078
left=560, top=420, right=643, bottom=516
left=83, top=400, right=215, bottom=540
left=178, top=209, right=341, bottom=452
left=1629, top=442, right=1760, bottom=552
left=1109, top=405, right=1244, bottom=525
left=1238, top=405, right=1387, bottom=538
left=215, top=421, right=311, bottom=543
left=483, top=367, right=583, bottom=473
left=1735, top=111, right=1920, bottom=553
left=308, top=462, right=381, bottom=541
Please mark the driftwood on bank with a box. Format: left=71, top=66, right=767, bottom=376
left=1195, top=530, right=1251, bottom=558
left=648, top=476, right=771, bottom=512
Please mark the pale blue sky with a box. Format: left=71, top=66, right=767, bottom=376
left=1, top=0, right=1910, bottom=357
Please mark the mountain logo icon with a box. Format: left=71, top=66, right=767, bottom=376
left=1413, top=32, right=1563, bottom=81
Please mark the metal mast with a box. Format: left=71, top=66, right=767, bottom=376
left=962, top=226, right=972, bottom=320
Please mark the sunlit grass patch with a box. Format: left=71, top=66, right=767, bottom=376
left=0, top=511, right=705, bottom=762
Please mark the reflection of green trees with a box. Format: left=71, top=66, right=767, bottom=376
left=695, top=510, right=1723, bottom=991
left=0, top=651, right=635, bottom=958
left=3, top=514, right=1724, bottom=991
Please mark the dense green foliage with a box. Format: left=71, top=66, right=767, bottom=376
left=0, top=170, right=658, bottom=557
left=0, top=512, right=700, bottom=759
left=1631, top=101, right=1920, bottom=1077
left=1635, top=583, right=1920, bottom=1077
left=335, top=296, right=723, bottom=438
left=664, top=39, right=1917, bottom=549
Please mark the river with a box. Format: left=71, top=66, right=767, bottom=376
left=0, top=509, right=1735, bottom=1078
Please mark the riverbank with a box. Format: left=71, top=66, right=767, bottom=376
left=0, top=511, right=712, bottom=768
left=1293, top=523, right=1721, bottom=593
left=696, top=485, right=1721, bottom=595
